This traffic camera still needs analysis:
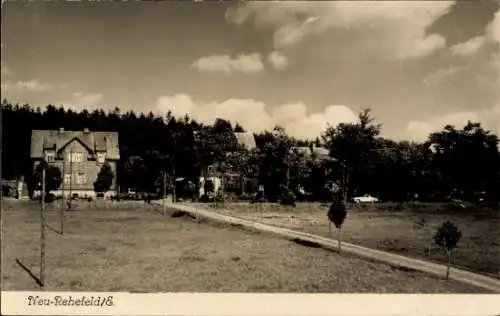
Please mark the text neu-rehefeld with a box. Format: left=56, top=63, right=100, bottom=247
left=27, top=295, right=114, bottom=307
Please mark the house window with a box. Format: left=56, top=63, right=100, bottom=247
left=44, top=151, right=55, bottom=162
left=67, top=152, right=83, bottom=163
left=97, top=152, right=106, bottom=163
left=76, top=173, right=87, bottom=185
left=64, top=174, right=71, bottom=185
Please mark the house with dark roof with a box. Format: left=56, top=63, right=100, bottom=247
left=30, top=128, right=120, bottom=198
left=200, top=132, right=258, bottom=197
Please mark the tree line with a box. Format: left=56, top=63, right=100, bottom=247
left=1, top=99, right=499, bottom=203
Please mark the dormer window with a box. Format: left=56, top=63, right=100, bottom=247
left=44, top=150, right=55, bottom=163
left=97, top=152, right=106, bottom=163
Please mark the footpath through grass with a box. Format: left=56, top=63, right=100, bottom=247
left=0, top=199, right=491, bottom=293
left=200, top=201, right=500, bottom=279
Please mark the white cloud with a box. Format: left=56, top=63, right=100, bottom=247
left=190, top=53, right=264, bottom=73
left=423, top=65, right=469, bottom=87
left=157, top=94, right=196, bottom=118
left=267, top=51, right=288, bottom=70
left=1, top=79, right=54, bottom=92
left=449, top=36, right=486, bottom=56
left=486, top=10, right=500, bottom=78
left=486, top=9, right=500, bottom=44
left=272, top=102, right=359, bottom=140
left=493, top=103, right=500, bottom=115
left=59, top=92, right=104, bottom=111
left=405, top=105, right=500, bottom=142
left=156, top=94, right=358, bottom=140
left=447, top=8, right=499, bottom=60
left=226, top=1, right=454, bottom=60
left=429, top=8, right=500, bottom=106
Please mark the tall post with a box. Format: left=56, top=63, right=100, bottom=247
left=68, top=150, right=73, bottom=210
left=220, top=168, right=224, bottom=203
left=286, top=148, right=293, bottom=189
left=162, top=171, right=167, bottom=216
left=40, top=168, right=46, bottom=287
left=60, top=154, right=65, bottom=235
left=172, top=138, right=176, bottom=203
left=172, top=161, right=176, bottom=203
left=342, top=163, right=347, bottom=205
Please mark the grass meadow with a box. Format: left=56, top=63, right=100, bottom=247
left=201, top=201, right=500, bottom=278
left=0, top=199, right=492, bottom=293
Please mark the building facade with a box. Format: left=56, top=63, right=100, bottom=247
left=30, top=128, right=120, bottom=198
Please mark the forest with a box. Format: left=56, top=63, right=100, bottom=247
left=1, top=99, right=499, bottom=203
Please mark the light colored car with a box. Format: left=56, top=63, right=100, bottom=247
left=352, top=194, right=379, bottom=203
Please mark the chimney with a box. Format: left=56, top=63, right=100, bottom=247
left=59, top=127, right=64, bottom=134
left=83, top=128, right=90, bottom=133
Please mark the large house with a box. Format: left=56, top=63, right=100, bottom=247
left=30, top=128, right=120, bottom=198
left=199, top=132, right=258, bottom=197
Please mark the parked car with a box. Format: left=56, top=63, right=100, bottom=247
left=352, top=194, right=379, bottom=203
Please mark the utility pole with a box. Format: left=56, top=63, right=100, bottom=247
left=60, top=154, right=65, bottom=234
left=342, top=162, right=347, bottom=205
left=162, top=171, right=167, bottom=216
left=68, top=150, right=73, bottom=210
left=220, top=162, right=224, bottom=202
left=172, top=161, right=176, bottom=204
left=40, top=168, right=46, bottom=287
left=286, top=148, right=292, bottom=189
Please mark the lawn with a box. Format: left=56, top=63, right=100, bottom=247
left=0, top=199, right=491, bottom=293
left=200, top=201, right=500, bottom=278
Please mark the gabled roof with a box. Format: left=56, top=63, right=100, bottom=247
left=311, top=146, right=330, bottom=159
left=292, top=146, right=310, bottom=155
left=234, top=132, right=257, bottom=150
left=31, top=129, right=120, bottom=160
left=292, top=145, right=332, bottom=162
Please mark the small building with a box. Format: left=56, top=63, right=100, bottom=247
left=30, top=128, right=120, bottom=198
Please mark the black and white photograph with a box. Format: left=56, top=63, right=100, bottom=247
left=1, top=0, right=499, bottom=312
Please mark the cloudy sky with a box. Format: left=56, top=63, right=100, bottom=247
left=1, top=1, right=499, bottom=141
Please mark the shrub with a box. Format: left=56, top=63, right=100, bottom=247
left=250, top=190, right=266, bottom=204
left=199, top=194, right=211, bottom=203
left=39, top=193, right=56, bottom=203
left=94, top=162, right=114, bottom=194
left=394, top=203, right=405, bottom=211
left=33, top=162, right=62, bottom=201
left=280, top=187, right=296, bottom=207
left=214, top=191, right=226, bottom=202
left=1, top=184, right=12, bottom=197
left=433, top=221, right=462, bottom=279
left=327, top=202, right=348, bottom=252
left=240, top=192, right=254, bottom=201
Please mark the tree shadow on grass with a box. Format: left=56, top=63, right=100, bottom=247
left=291, top=238, right=323, bottom=249
left=46, top=224, right=62, bottom=235
left=15, top=259, right=43, bottom=287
